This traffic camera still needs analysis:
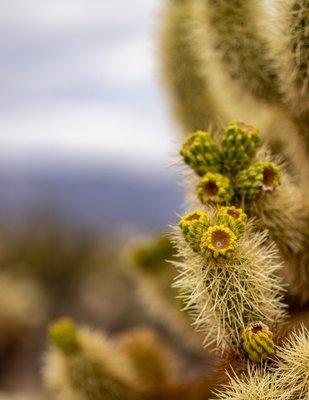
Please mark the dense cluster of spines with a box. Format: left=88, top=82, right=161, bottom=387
left=174, top=206, right=286, bottom=351
left=214, top=326, right=309, bottom=399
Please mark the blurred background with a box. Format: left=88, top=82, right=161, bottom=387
left=0, top=0, right=183, bottom=231
left=0, top=0, right=187, bottom=395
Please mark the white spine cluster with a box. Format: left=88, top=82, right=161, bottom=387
left=172, top=208, right=287, bottom=351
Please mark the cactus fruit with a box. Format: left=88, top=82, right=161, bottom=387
left=237, top=162, right=281, bottom=200
left=220, top=121, right=262, bottom=173
left=217, top=206, right=248, bottom=234
left=197, top=173, right=234, bottom=204
left=179, top=210, right=209, bottom=252
left=180, top=130, right=221, bottom=176
left=242, top=322, right=275, bottom=363
left=200, top=225, right=237, bottom=258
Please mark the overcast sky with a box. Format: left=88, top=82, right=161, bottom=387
left=0, top=0, right=178, bottom=171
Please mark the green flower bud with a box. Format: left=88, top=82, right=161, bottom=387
left=217, top=206, right=247, bottom=234
left=200, top=224, right=237, bottom=258
left=180, top=130, right=221, bottom=176
left=220, top=121, right=262, bottom=173
left=179, top=210, right=208, bottom=252
left=49, top=318, right=80, bottom=355
left=197, top=172, right=234, bottom=204
left=237, top=161, right=281, bottom=200
left=242, top=322, right=275, bottom=362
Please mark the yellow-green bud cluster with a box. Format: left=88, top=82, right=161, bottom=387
left=200, top=225, right=237, bottom=258
left=217, top=206, right=247, bottom=234
left=179, top=206, right=247, bottom=258
left=180, top=121, right=282, bottom=205
left=179, top=210, right=208, bottom=252
left=180, top=130, right=221, bottom=176
left=237, top=162, right=281, bottom=200
left=197, top=172, right=234, bottom=204
left=49, top=318, right=80, bottom=356
left=242, top=322, right=275, bottom=362
left=220, top=121, right=262, bottom=173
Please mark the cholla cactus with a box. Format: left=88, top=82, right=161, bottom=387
left=44, top=318, right=140, bottom=400
left=173, top=207, right=286, bottom=351
left=37, top=2, right=308, bottom=397
left=180, top=121, right=308, bottom=304
left=160, top=0, right=308, bottom=184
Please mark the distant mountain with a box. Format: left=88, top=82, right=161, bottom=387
left=0, top=162, right=184, bottom=232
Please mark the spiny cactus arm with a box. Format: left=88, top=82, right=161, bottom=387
left=159, top=0, right=226, bottom=133
left=263, top=0, right=309, bottom=118
left=117, top=328, right=179, bottom=391
left=272, top=325, right=309, bottom=399
left=173, top=207, right=287, bottom=351
left=211, top=366, right=290, bottom=400
left=193, top=0, right=281, bottom=104
left=131, top=235, right=174, bottom=274
left=250, top=180, right=309, bottom=305
left=44, top=319, right=141, bottom=400
left=0, top=271, right=44, bottom=355
left=126, top=234, right=205, bottom=350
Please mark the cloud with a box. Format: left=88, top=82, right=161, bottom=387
left=0, top=0, right=176, bottom=171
